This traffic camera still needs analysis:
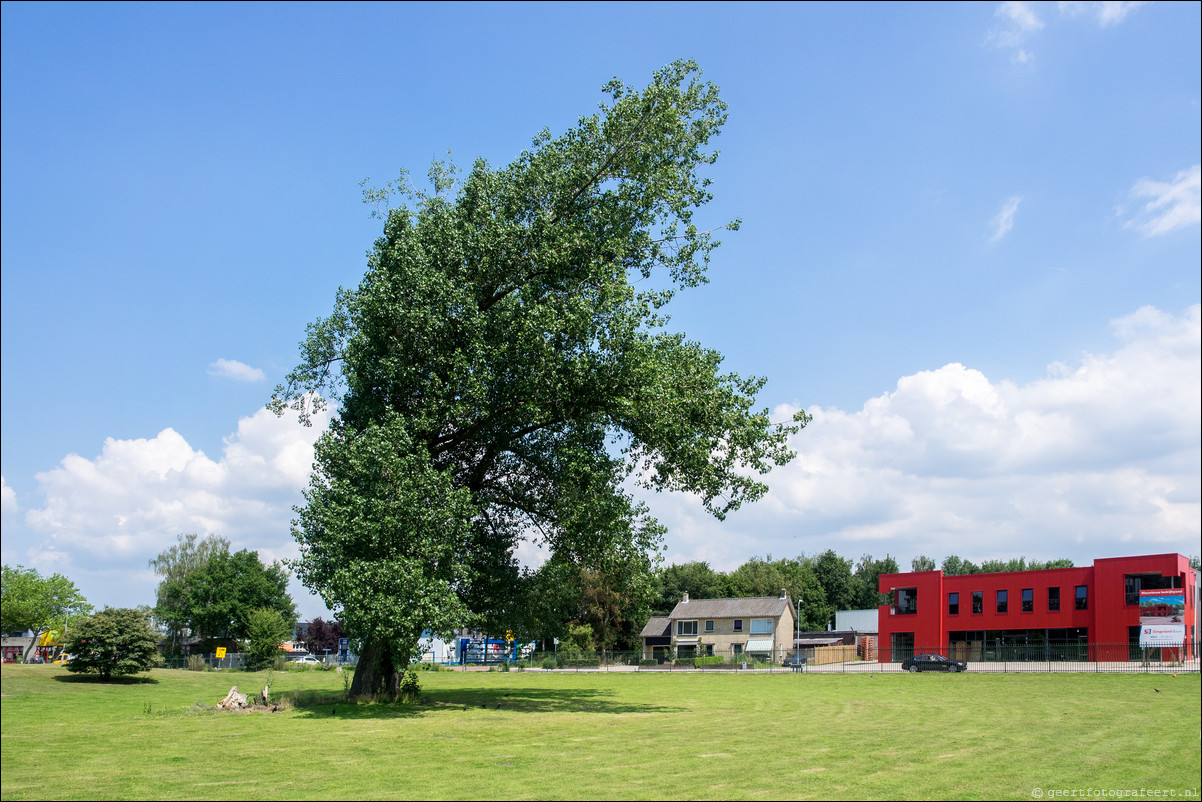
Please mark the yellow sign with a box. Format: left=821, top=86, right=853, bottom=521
left=505, top=630, right=514, bottom=643
left=215, top=647, right=227, bottom=659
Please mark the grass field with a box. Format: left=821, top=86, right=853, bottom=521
left=2, top=664, right=1198, bottom=800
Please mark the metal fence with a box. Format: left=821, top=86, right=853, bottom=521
left=447, top=642, right=1200, bottom=674
left=156, top=642, right=1199, bottom=674
left=160, top=654, right=357, bottom=671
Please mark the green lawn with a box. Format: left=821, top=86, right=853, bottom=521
left=2, top=665, right=1198, bottom=800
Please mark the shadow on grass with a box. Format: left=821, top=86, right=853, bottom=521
left=52, top=674, right=160, bottom=685
left=282, top=685, right=685, bottom=720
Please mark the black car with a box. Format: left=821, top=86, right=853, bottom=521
left=901, top=654, right=967, bottom=673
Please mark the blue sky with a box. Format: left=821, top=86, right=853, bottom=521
left=2, top=2, right=1199, bottom=619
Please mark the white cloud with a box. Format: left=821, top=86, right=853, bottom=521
left=645, top=304, right=1201, bottom=571
left=1059, top=1, right=1148, bottom=26
left=992, top=1, right=1145, bottom=62
left=999, top=1, right=1045, bottom=32
left=1, top=476, right=16, bottom=518
left=988, top=1, right=1045, bottom=55
left=1126, top=165, right=1202, bottom=237
left=990, top=195, right=1023, bottom=242
left=11, top=405, right=328, bottom=608
left=208, top=358, right=267, bottom=382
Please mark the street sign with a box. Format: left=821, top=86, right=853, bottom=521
left=215, top=647, right=227, bottom=659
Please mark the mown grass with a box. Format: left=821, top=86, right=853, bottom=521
left=1, top=665, right=1198, bottom=800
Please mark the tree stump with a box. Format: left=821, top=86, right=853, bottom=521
left=216, top=686, right=249, bottom=710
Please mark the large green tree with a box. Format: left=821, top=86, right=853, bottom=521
left=1, top=565, right=92, bottom=658
left=148, top=533, right=230, bottom=654
left=185, top=549, right=295, bottom=646
left=272, top=60, right=805, bottom=698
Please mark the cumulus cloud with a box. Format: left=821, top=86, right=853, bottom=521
left=1125, top=165, right=1202, bottom=237
left=10, top=405, right=329, bottom=608
left=1, top=476, right=16, bottom=518
left=990, top=196, right=1023, bottom=242
left=1059, top=1, right=1148, bottom=26
left=647, top=304, right=1201, bottom=571
left=208, top=358, right=267, bottom=382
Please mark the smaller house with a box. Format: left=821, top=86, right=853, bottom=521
left=642, top=591, right=797, bottom=663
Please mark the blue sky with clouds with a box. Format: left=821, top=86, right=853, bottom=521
left=3, top=2, right=1198, bottom=618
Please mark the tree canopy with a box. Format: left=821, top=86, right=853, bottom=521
left=63, top=607, right=161, bottom=680
left=148, top=533, right=230, bottom=653
left=186, top=549, right=295, bottom=646
left=272, top=60, right=806, bottom=697
left=1, top=564, right=91, bottom=656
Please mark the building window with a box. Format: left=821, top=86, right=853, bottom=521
left=733, top=619, right=743, bottom=632
left=676, top=620, right=698, bottom=636
left=704, top=620, right=714, bottom=633
left=732, top=644, right=743, bottom=655
left=1048, top=587, right=1060, bottom=612
left=750, top=618, right=773, bottom=635
left=895, top=587, right=918, bottom=615
left=996, top=590, right=1008, bottom=614
left=948, top=592, right=959, bottom=616
left=972, top=591, right=983, bottom=614
left=1075, top=586, right=1088, bottom=610
left=704, top=644, right=714, bottom=656
left=1022, top=588, right=1034, bottom=612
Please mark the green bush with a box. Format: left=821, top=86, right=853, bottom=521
left=398, top=668, right=420, bottom=703
left=185, top=654, right=207, bottom=672
left=63, top=607, right=162, bottom=680
left=693, top=655, right=725, bottom=668
left=540, top=657, right=557, bottom=670
left=638, top=658, right=658, bottom=667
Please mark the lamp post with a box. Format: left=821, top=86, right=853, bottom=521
left=795, top=594, right=802, bottom=665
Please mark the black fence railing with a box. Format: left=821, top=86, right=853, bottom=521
left=155, top=642, right=1199, bottom=674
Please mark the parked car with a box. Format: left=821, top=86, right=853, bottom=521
left=901, top=654, right=968, bottom=673
left=292, top=655, right=321, bottom=665
left=52, top=653, right=71, bottom=665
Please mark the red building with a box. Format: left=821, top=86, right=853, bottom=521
left=877, top=553, right=1197, bottom=663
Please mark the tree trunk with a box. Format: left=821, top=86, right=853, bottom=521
left=348, top=640, right=402, bottom=700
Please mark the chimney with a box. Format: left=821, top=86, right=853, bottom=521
left=780, top=588, right=787, bottom=599
left=682, top=591, right=689, bottom=603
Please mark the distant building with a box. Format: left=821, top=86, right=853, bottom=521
left=876, top=553, right=1197, bottom=662
left=640, top=590, right=796, bottom=662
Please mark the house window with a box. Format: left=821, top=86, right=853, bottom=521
left=732, top=644, right=743, bottom=655
left=1075, top=586, right=1088, bottom=610
left=948, top=593, right=959, bottom=615
left=996, top=590, right=1008, bottom=614
left=972, top=591, right=983, bottom=614
left=733, top=619, right=743, bottom=632
left=676, top=620, right=698, bottom=636
left=1022, top=588, right=1034, bottom=612
left=750, top=619, right=773, bottom=635
left=1048, top=587, right=1060, bottom=612
left=704, top=620, right=714, bottom=633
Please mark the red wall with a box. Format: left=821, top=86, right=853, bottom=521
left=876, top=553, right=1195, bottom=662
